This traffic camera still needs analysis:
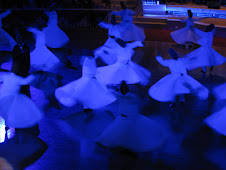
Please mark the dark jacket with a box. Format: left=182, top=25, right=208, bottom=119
left=11, top=44, right=30, bottom=77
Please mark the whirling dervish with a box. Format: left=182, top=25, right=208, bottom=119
left=204, top=83, right=226, bottom=136
left=95, top=39, right=151, bottom=86
left=0, top=9, right=16, bottom=51
left=183, top=24, right=226, bottom=73
left=94, top=15, right=121, bottom=65
left=148, top=49, right=209, bottom=106
left=112, top=1, right=145, bottom=42
left=55, top=52, right=117, bottom=111
left=0, top=72, right=43, bottom=129
left=43, top=10, right=69, bottom=48
left=27, top=27, right=60, bottom=71
left=96, top=81, right=167, bottom=153
left=170, top=10, right=205, bottom=48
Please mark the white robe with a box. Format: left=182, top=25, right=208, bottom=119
left=28, top=27, right=60, bottom=71
left=55, top=57, right=116, bottom=109
left=148, top=56, right=209, bottom=102
left=212, top=83, right=226, bottom=100
left=170, top=17, right=202, bottom=44
left=184, top=28, right=226, bottom=70
left=96, top=92, right=167, bottom=152
left=94, top=22, right=121, bottom=64
left=204, top=83, right=226, bottom=135
left=112, top=9, right=145, bottom=42
left=43, top=11, right=69, bottom=48
left=0, top=10, right=16, bottom=51
left=0, top=72, right=43, bottom=128
left=96, top=41, right=151, bottom=86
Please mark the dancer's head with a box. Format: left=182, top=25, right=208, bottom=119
left=116, top=38, right=126, bottom=48
left=205, top=24, right=215, bottom=32
left=120, top=81, right=129, bottom=95
left=168, top=48, right=178, bottom=60
left=120, top=2, right=127, bottom=10
left=187, top=10, right=193, bottom=18
left=111, top=15, right=117, bottom=25
left=16, top=33, right=24, bottom=47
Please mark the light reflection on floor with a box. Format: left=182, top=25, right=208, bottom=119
left=0, top=116, right=15, bottom=143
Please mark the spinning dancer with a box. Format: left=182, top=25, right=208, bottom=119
left=27, top=27, right=60, bottom=71
left=183, top=24, right=226, bottom=73
left=43, top=10, right=69, bottom=48
left=148, top=49, right=209, bottom=107
left=94, top=15, right=121, bottom=65
left=42, top=3, right=74, bottom=69
left=0, top=72, right=43, bottom=141
left=55, top=53, right=116, bottom=111
left=96, top=39, right=151, bottom=86
left=204, top=83, right=226, bottom=136
left=112, top=1, right=145, bottom=42
left=0, top=9, right=16, bottom=51
left=96, top=81, right=167, bottom=152
left=170, top=10, right=205, bottom=48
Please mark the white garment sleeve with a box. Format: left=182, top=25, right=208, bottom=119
left=27, top=27, right=41, bottom=35
left=126, top=41, right=143, bottom=49
left=19, top=75, right=36, bottom=85
left=98, top=22, right=112, bottom=29
left=0, top=10, right=11, bottom=20
left=156, top=56, right=169, bottom=67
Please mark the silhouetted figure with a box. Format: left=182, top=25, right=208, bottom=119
left=11, top=33, right=31, bottom=97
left=11, top=33, right=41, bottom=141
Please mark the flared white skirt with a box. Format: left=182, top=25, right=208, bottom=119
left=148, top=74, right=209, bottom=102
left=55, top=76, right=116, bottom=109
left=170, top=26, right=201, bottom=44
left=94, top=37, right=119, bottom=65
left=96, top=61, right=151, bottom=85
left=96, top=114, right=166, bottom=152
left=212, top=83, right=226, bottom=100
left=0, top=94, right=43, bottom=128
left=205, top=107, right=226, bottom=136
left=30, top=45, right=60, bottom=71
left=118, top=22, right=146, bottom=42
left=184, top=46, right=226, bottom=70
left=43, top=25, right=69, bottom=48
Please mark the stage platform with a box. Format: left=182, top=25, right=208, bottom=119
left=144, top=3, right=226, bottom=18
left=143, top=3, right=226, bottom=27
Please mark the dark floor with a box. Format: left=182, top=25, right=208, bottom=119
left=0, top=23, right=226, bottom=170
